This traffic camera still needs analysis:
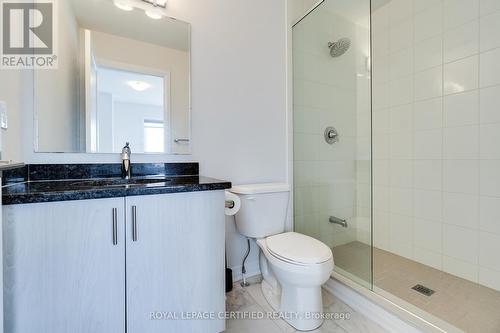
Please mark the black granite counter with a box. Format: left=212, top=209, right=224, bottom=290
left=2, top=163, right=231, bottom=205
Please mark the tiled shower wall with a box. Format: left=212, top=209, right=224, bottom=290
left=293, top=5, right=370, bottom=249
left=372, top=0, right=500, bottom=292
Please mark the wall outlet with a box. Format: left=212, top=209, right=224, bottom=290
left=0, top=101, right=7, bottom=129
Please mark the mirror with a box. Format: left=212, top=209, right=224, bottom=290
left=34, top=0, right=191, bottom=154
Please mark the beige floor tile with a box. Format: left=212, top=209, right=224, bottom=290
left=333, top=241, right=500, bottom=333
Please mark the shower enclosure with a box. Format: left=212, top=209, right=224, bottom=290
left=293, top=1, right=500, bottom=332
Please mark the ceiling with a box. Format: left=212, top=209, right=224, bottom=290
left=97, top=66, right=164, bottom=106
left=68, top=0, right=190, bottom=51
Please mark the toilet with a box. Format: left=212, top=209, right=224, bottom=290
left=230, top=183, right=334, bottom=331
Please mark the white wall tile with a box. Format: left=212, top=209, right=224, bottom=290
left=374, top=185, right=390, bottom=212
left=414, top=189, right=443, bottom=221
left=443, top=126, right=479, bottom=159
left=480, top=85, right=500, bottom=124
left=390, top=131, right=414, bottom=159
left=390, top=75, right=414, bottom=106
left=390, top=20, right=414, bottom=53
left=443, top=20, right=479, bottom=63
left=389, top=104, right=413, bottom=132
left=479, top=232, right=500, bottom=271
left=390, top=160, right=414, bottom=188
left=373, top=134, right=390, bottom=159
left=480, top=48, right=500, bottom=87
left=390, top=214, right=414, bottom=258
left=374, top=210, right=390, bottom=250
left=414, top=66, right=443, bottom=101
left=414, top=129, right=442, bottom=159
left=389, top=0, right=414, bottom=25
left=480, top=123, right=500, bottom=159
left=443, top=192, right=479, bottom=229
left=480, top=11, right=500, bottom=52
left=390, top=188, right=414, bottom=216
left=443, top=224, right=479, bottom=263
left=479, top=267, right=500, bottom=292
left=389, top=48, right=414, bottom=80
left=480, top=160, right=500, bottom=197
left=370, top=0, right=499, bottom=291
left=443, top=160, right=479, bottom=194
left=443, top=90, right=479, bottom=127
left=443, top=56, right=479, bottom=95
left=480, top=196, right=500, bottom=234
left=373, top=160, right=390, bottom=186
left=480, top=0, right=500, bottom=16
left=415, top=36, right=443, bottom=72
left=414, top=219, right=442, bottom=253
left=414, top=98, right=443, bottom=130
left=414, top=0, right=442, bottom=14
left=373, top=83, right=390, bottom=110
left=414, top=247, right=443, bottom=270
left=443, top=256, right=479, bottom=282
left=414, top=6, right=442, bottom=42
left=443, top=0, right=480, bottom=30
left=373, top=109, right=389, bottom=134
left=414, top=160, right=442, bottom=191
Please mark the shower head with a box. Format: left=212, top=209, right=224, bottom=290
left=328, top=38, right=351, bottom=57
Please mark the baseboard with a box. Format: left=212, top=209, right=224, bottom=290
left=324, top=276, right=429, bottom=333
left=230, top=260, right=260, bottom=282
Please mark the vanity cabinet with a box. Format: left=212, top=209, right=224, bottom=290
left=126, top=191, right=225, bottom=333
left=3, top=198, right=126, bottom=333
left=3, top=191, right=225, bottom=333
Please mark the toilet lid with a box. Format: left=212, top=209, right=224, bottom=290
left=266, top=232, right=332, bottom=265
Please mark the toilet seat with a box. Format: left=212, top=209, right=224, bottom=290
left=265, top=232, right=332, bottom=266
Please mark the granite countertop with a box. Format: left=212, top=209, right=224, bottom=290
left=3, top=176, right=231, bottom=205
left=1, top=163, right=231, bottom=205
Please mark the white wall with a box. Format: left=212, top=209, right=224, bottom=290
left=35, top=0, right=80, bottom=152
left=112, top=102, right=164, bottom=153
left=372, top=0, right=500, bottom=292
left=3, top=0, right=289, bottom=279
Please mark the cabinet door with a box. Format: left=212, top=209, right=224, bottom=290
left=126, top=191, right=225, bottom=333
left=3, top=198, right=126, bottom=333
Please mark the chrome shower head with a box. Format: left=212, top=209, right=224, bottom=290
left=328, top=38, right=351, bottom=57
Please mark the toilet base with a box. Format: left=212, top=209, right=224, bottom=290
left=259, top=251, right=326, bottom=331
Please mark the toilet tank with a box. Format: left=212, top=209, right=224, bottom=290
left=230, top=183, right=290, bottom=239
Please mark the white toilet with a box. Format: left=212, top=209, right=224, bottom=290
left=230, top=183, right=334, bottom=331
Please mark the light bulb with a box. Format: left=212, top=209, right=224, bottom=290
left=114, top=0, right=134, bottom=11
left=127, top=81, right=152, bottom=91
left=145, top=8, right=163, bottom=19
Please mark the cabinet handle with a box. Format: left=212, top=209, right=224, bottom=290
left=112, top=208, right=118, bottom=245
left=132, top=206, right=138, bottom=242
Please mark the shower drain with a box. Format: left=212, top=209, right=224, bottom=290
left=412, top=284, right=435, bottom=296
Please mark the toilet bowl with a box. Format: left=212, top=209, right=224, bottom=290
left=230, top=184, right=334, bottom=331
left=257, top=232, right=334, bottom=331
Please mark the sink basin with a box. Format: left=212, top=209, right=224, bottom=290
left=69, top=177, right=172, bottom=188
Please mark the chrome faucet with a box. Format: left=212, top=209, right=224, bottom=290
left=121, top=142, right=132, bottom=179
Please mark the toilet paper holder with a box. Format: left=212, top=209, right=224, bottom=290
left=225, top=200, right=235, bottom=209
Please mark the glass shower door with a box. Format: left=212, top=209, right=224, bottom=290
left=292, top=0, right=372, bottom=288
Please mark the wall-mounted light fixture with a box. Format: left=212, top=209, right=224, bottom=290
left=113, top=0, right=167, bottom=20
